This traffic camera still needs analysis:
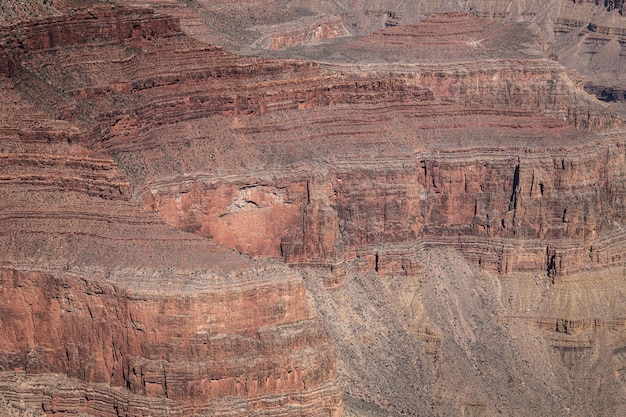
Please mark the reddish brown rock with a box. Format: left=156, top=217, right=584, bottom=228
left=0, top=267, right=340, bottom=415
left=0, top=5, right=181, bottom=77
left=4, top=1, right=626, bottom=416
left=64, top=12, right=618, bottom=280
left=248, top=14, right=350, bottom=50
left=182, top=0, right=626, bottom=119
left=0, top=4, right=342, bottom=416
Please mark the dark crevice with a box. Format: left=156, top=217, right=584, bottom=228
left=374, top=252, right=379, bottom=273
left=509, top=161, right=521, bottom=211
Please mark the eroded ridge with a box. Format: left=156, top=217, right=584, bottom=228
left=6, top=6, right=624, bottom=283
left=0, top=4, right=342, bottom=417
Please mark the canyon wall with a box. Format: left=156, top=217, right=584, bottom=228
left=68, top=12, right=619, bottom=281
left=3, top=1, right=626, bottom=416
left=0, top=268, right=340, bottom=416
left=145, top=135, right=626, bottom=279
left=0, top=4, right=342, bottom=416
left=0, top=6, right=181, bottom=77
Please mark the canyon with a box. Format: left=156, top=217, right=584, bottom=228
left=3, top=0, right=626, bottom=416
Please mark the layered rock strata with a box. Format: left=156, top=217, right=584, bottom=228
left=4, top=1, right=626, bottom=416
left=183, top=0, right=626, bottom=118
left=0, top=6, right=181, bottom=77
left=142, top=126, right=626, bottom=279
left=45, top=12, right=619, bottom=280
left=247, top=14, right=350, bottom=50
left=0, top=267, right=340, bottom=416
left=0, top=4, right=341, bottom=416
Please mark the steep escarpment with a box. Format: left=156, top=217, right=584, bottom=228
left=73, top=12, right=623, bottom=281
left=0, top=4, right=341, bottom=416
left=14, top=7, right=622, bottom=281
left=141, top=123, right=626, bottom=279
left=60, top=9, right=625, bottom=415
left=9, top=11, right=618, bottom=149
left=12, top=7, right=624, bottom=281
left=4, top=1, right=626, bottom=416
left=0, top=268, right=339, bottom=416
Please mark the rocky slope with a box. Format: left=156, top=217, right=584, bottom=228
left=182, top=0, right=626, bottom=117
left=306, top=248, right=626, bottom=416
left=0, top=4, right=341, bottom=416
left=4, top=1, right=626, bottom=416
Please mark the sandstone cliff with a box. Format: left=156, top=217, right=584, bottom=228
left=0, top=4, right=341, bottom=416
left=4, top=1, right=626, bottom=416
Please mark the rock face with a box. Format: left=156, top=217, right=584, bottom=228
left=4, top=1, right=626, bottom=416
left=186, top=0, right=626, bottom=117
left=0, top=4, right=341, bottom=417
left=0, top=6, right=181, bottom=77
left=0, top=268, right=339, bottom=416
left=111, top=13, right=624, bottom=281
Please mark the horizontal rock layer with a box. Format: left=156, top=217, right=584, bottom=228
left=145, top=131, right=626, bottom=279
left=0, top=268, right=339, bottom=415
left=3, top=1, right=626, bottom=415
left=0, top=372, right=341, bottom=417
left=6, top=7, right=621, bottom=281
left=0, top=4, right=342, bottom=416
left=0, top=6, right=181, bottom=77
left=185, top=0, right=626, bottom=119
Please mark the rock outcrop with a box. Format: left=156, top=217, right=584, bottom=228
left=81, top=12, right=622, bottom=281
left=0, top=4, right=341, bottom=416
left=306, top=248, right=626, bottom=416
left=4, top=0, right=626, bottom=416
left=0, top=267, right=340, bottom=416
left=0, top=6, right=181, bottom=77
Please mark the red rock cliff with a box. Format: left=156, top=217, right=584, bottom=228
left=4, top=2, right=626, bottom=416
left=67, top=13, right=619, bottom=281
left=0, top=5, right=341, bottom=416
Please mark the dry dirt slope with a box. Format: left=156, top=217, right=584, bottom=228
left=306, top=248, right=626, bottom=417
